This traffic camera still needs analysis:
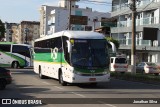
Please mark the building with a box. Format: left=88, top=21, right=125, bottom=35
left=111, top=0, right=160, bottom=64
left=4, top=23, right=20, bottom=43
left=39, top=0, right=111, bottom=37
left=20, top=21, right=40, bottom=45
left=4, top=21, right=40, bottom=45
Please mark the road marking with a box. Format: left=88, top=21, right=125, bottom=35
left=54, top=86, right=64, bottom=90
left=98, top=101, right=117, bottom=107
left=42, top=81, right=50, bottom=85
left=71, top=92, right=86, bottom=98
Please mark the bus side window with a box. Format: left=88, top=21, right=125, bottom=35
left=12, top=45, right=31, bottom=58
left=0, top=44, right=11, bottom=52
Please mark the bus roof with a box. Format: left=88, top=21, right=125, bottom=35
left=35, top=30, right=105, bottom=42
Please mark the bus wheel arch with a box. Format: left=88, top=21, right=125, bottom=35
left=58, top=69, right=67, bottom=86
left=12, top=61, right=19, bottom=68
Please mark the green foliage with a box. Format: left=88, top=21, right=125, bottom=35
left=106, top=37, right=120, bottom=49
left=0, top=19, right=5, bottom=40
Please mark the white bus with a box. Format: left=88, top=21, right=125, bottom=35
left=0, top=42, right=33, bottom=68
left=34, top=31, right=111, bottom=86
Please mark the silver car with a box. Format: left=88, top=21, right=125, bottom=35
left=136, top=62, right=160, bottom=76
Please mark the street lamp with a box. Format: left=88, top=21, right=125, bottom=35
left=24, top=28, right=29, bottom=44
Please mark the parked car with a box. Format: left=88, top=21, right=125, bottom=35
left=109, top=56, right=128, bottom=73
left=0, top=67, right=12, bottom=90
left=136, top=62, right=160, bottom=76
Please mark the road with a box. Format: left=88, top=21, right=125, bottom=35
left=0, top=68, right=160, bottom=107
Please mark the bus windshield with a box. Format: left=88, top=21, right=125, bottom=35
left=71, top=39, right=109, bottom=68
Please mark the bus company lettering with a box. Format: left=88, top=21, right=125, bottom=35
left=51, top=47, right=58, bottom=60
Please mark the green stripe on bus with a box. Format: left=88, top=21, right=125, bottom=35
left=34, top=52, right=66, bottom=63
left=0, top=50, right=26, bottom=66
left=34, top=60, right=67, bottom=64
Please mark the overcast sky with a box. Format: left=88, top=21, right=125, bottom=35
left=0, top=0, right=112, bottom=23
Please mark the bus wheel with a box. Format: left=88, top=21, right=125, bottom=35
left=59, top=71, right=67, bottom=86
left=12, top=61, right=19, bottom=69
left=39, top=67, right=45, bottom=79
left=0, top=79, right=6, bottom=90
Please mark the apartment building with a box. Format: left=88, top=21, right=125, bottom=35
left=20, top=21, right=40, bottom=45
left=111, top=0, right=160, bottom=63
left=39, top=0, right=111, bottom=37
left=4, top=21, right=40, bottom=45
left=4, top=23, right=20, bottom=43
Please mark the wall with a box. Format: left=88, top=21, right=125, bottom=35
left=40, top=5, right=111, bottom=35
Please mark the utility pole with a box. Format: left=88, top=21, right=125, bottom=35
left=130, top=0, right=136, bottom=74
left=68, top=0, right=72, bottom=30
left=68, top=0, right=79, bottom=30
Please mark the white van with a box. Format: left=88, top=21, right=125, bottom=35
left=109, top=56, right=128, bottom=73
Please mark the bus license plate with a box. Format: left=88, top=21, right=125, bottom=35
left=89, top=78, right=96, bottom=81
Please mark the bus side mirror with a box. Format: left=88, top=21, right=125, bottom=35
left=67, top=40, right=72, bottom=53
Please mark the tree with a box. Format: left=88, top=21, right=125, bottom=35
left=0, top=19, right=5, bottom=41
left=106, top=37, right=120, bottom=49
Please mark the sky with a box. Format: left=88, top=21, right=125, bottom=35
left=0, top=0, right=112, bottom=23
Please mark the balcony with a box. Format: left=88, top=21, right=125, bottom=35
left=119, top=39, right=151, bottom=46
left=112, top=3, right=128, bottom=12
left=118, top=39, right=160, bottom=51
left=111, top=17, right=159, bottom=33
left=117, top=17, right=159, bottom=27
left=111, top=0, right=160, bottom=17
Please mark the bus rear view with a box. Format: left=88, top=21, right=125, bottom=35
left=0, top=42, right=33, bottom=68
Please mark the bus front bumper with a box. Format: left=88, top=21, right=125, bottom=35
left=67, top=73, right=110, bottom=83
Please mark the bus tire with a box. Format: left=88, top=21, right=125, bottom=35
left=39, top=66, right=45, bottom=79
left=59, top=70, right=67, bottom=86
left=0, top=79, right=6, bottom=90
left=12, top=61, right=19, bottom=69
